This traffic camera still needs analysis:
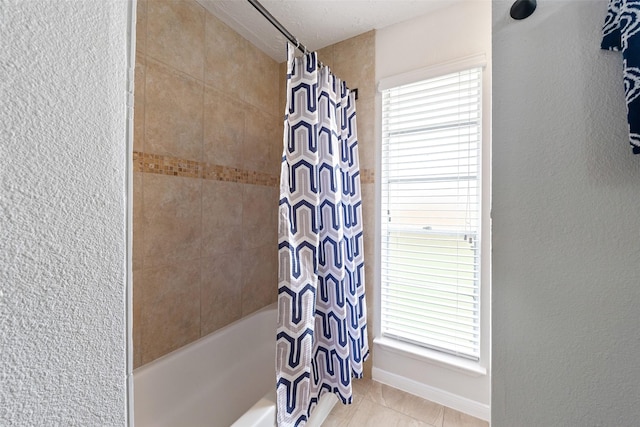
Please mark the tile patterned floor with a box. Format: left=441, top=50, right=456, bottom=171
left=322, top=379, right=489, bottom=427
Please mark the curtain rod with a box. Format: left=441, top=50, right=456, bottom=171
left=246, top=0, right=358, bottom=99
left=246, top=0, right=310, bottom=56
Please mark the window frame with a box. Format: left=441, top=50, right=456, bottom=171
left=374, top=54, right=490, bottom=375
left=380, top=65, right=483, bottom=361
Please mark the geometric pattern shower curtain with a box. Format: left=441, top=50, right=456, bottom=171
left=276, top=44, right=369, bottom=427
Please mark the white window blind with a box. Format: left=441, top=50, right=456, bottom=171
left=381, top=67, right=482, bottom=361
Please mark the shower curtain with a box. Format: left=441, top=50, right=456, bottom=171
left=276, top=45, right=369, bottom=426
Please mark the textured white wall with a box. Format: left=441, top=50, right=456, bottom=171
left=1, top=1, right=130, bottom=425
left=492, top=1, right=640, bottom=425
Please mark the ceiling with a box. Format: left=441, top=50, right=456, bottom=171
left=196, top=0, right=462, bottom=63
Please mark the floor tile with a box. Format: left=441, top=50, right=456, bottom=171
left=361, top=379, right=444, bottom=425
left=323, top=379, right=489, bottom=427
left=322, top=398, right=360, bottom=427
left=442, top=407, right=489, bottom=427
left=344, top=398, right=434, bottom=427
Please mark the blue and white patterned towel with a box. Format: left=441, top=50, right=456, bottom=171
left=602, top=0, right=640, bottom=154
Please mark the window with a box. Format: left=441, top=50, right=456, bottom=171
left=380, top=66, right=482, bottom=361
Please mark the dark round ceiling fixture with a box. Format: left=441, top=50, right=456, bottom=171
left=510, top=0, right=537, bottom=20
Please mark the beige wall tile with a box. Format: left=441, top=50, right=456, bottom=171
left=330, top=33, right=377, bottom=381
left=332, top=31, right=376, bottom=101
left=133, top=268, right=143, bottom=369
left=200, top=291, right=243, bottom=337
left=134, top=12, right=377, bottom=368
left=145, top=59, right=204, bottom=160
left=134, top=53, right=146, bottom=153
left=242, top=43, right=280, bottom=113
left=201, top=180, right=243, bottom=258
left=278, top=61, right=287, bottom=119
left=362, top=182, right=375, bottom=377
left=204, top=12, right=247, bottom=95
left=140, top=259, right=201, bottom=364
left=241, top=244, right=277, bottom=316
left=355, top=97, right=375, bottom=171
left=202, top=221, right=244, bottom=258
left=361, top=183, right=375, bottom=262
left=142, top=173, right=202, bottom=267
left=243, top=107, right=280, bottom=174
left=272, top=111, right=285, bottom=177
left=242, top=184, right=278, bottom=250
left=200, top=252, right=243, bottom=336
left=135, top=0, right=147, bottom=54
left=362, top=354, right=373, bottom=379
left=133, top=172, right=144, bottom=271
left=203, top=86, right=244, bottom=168
left=147, top=0, right=205, bottom=80
left=361, top=183, right=375, bottom=230
left=273, top=133, right=284, bottom=177
left=317, top=45, right=335, bottom=68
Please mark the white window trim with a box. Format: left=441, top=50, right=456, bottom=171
left=373, top=55, right=491, bottom=420
left=374, top=336, right=487, bottom=377
left=378, top=54, right=487, bottom=92
left=379, top=64, right=483, bottom=361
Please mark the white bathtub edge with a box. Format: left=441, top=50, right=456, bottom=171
left=133, top=303, right=277, bottom=378
left=306, top=393, right=338, bottom=427
left=231, top=390, right=338, bottom=427
left=230, top=390, right=277, bottom=427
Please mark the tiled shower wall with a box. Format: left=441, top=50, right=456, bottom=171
left=133, top=0, right=376, bottom=373
left=133, top=0, right=281, bottom=367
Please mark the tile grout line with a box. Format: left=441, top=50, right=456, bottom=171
left=198, top=3, right=205, bottom=340
left=353, top=379, right=487, bottom=427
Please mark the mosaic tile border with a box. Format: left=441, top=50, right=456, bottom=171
left=133, top=151, right=374, bottom=186
left=361, top=169, right=375, bottom=185
left=133, top=151, right=277, bottom=186
left=133, top=151, right=202, bottom=178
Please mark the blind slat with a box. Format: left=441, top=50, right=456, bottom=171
left=381, top=284, right=479, bottom=301
left=383, top=295, right=479, bottom=319
left=381, top=66, right=482, bottom=361
left=383, top=312, right=479, bottom=338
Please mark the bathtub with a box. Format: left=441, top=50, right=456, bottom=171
left=133, top=304, right=337, bottom=427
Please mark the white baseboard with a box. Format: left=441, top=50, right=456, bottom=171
left=372, top=367, right=491, bottom=422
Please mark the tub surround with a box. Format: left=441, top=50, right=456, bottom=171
left=133, top=0, right=281, bottom=368
left=134, top=0, right=376, bottom=371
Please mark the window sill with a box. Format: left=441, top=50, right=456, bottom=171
left=373, top=336, right=487, bottom=377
